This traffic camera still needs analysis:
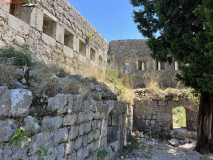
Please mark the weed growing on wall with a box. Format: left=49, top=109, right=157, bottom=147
left=9, top=114, right=38, bottom=148
left=36, top=146, right=53, bottom=160
left=97, top=150, right=109, bottom=159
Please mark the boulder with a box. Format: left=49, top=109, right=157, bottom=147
left=168, top=138, right=179, bottom=147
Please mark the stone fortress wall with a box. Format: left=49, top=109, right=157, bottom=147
left=108, top=39, right=181, bottom=88
left=0, top=86, right=133, bottom=160
left=0, top=0, right=109, bottom=73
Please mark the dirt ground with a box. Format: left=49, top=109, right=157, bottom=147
left=118, top=138, right=213, bottom=160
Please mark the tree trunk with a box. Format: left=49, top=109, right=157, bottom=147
left=194, top=94, right=213, bottom=153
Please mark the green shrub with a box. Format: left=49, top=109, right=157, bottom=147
left=0, top=45, right=34, bottom=67
left=150, top=127, right=171, bottom=140
left=120, top=135, right=139, bottom=156
left=106, top=66, right=121, bottom=85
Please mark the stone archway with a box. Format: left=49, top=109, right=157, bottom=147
left=107, top=107, right=119, bottom=143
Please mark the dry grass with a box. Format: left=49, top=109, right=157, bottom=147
left=118, top=88, right=135, bottom=104
left=143, top=70, right=159, bottom=89
left=0, top=63, right=18, bottom=87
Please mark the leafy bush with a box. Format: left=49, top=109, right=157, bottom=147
left=106, top=66, right=121, bottom=85
left=150, top=127, right=171, bottom=140
left=0, top=45, right=34, bottom=67
left=120, top=135, right=139, bottom=156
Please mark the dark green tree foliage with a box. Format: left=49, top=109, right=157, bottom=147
left=131, top=0, right=213, bottom=153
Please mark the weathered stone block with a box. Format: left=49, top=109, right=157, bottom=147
left=8, top=15, right=30, bottom=35
left=83, top=100, right=97, bottom=112
left=77, top=112, right=86, bottom=124
left=65, top=141, right=75, bottom=155
left=9, top=89, right=32, bottom=117
left=42, top=116, right=63, bottom=130
left=29, top=131, right=54, bottom=154
left=11, top=144, right=28, bottom=160
left=82, top=135, right=88, bottom=147
left=87, top=131, right=94, bottom=143
left=47, top=94, right=68, bottom=114
left=78, top=123, right=85, bottom=136
left=63, top=114, right=77, bottom=126
left=87, top=111, right=94, bottom=121
left=57, top=144, right=65, bottom=160
left=56, top=23, right=64, bottom=43
left=73, top=95, right=83, bottom=112
left=53, top=128, right=68, bottom=144
left=24, top=116, right=40, bottom=133
left=68, top=151, right=76, bottom=160
left=75, top=136, right=82, bottom=150
left=0, top=86, right=11, bottom=116
left=0, top=119, right=18, bottom=142
left=63, top=45, right=74, bottom=58
left=69, top=126, right=78, bottom=140
left=77, top=147, right=85, bottom=160
left=42, top=33, right=56, bottom=46
left=84, top=121, right=92, bottom=134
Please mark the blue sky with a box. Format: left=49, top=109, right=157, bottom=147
left=68, top=0, right=146, bottom=41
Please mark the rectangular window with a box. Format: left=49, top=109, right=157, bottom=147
left=124, top=63, right=130, bottom=73
left=156, top=61, right=166, bottom=70
left=43, top=14, right=56, bottom=39
left=138, top=60, right=147, bottom=70
left=174, top=61, right=182, bottom=70
left=10, top=0, right=32, bottom=24
left=90, top=48, right=96, bottom=61
left=64, top=29, right=73, bottom=49
left=79, top=40, right=86, bottom=56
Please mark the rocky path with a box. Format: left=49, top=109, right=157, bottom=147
left=118, top=138, right=213, bottom=160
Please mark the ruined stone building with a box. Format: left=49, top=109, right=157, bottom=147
left=108, top=39, right=182, bottom=88
left=0, top=0, right=108, bottom=74
left=0, top=1, right=198, bottom=159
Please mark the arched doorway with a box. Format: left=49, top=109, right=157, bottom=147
left=107, top=108, right=119, bottom=144
left=172, top=106, right=186, bottom=129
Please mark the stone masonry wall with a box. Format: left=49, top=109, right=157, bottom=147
left=0, top=0, right=109, bottom=73
left=108, top=39, right=180, bottom=88
left=0, top=86, right=133, bottom=160
left=133, top=90, right=198, bottom=133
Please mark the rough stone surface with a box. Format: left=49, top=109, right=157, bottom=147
left=0, top=86, right=11, bottom=116
left=42, top=116, right=63, bottom=130
left=0, top=119, right=18, bottom=142
left=0, top=87, right=132, bottom=160
left=9, top=89, right=32, bottom=116
left=168, top=138, right=179, bottom=147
